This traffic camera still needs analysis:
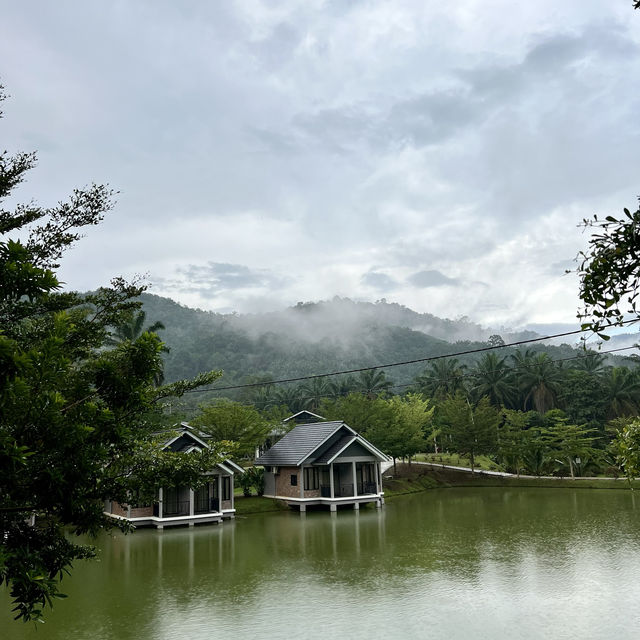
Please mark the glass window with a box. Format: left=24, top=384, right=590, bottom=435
left=290, top=474, right=297, bottom=487
left=222, top=476, right=231, bottom=501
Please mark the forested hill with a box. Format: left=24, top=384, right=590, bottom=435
left=137, top=294, right=608, bottom=392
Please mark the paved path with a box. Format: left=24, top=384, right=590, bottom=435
left=382, top=459, right=626, bottom=482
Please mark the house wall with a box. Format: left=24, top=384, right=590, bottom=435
left=275, top=466, right=302, bottom=498
left=338, top=441, right=373, bottom=458
left=303, top=488, right=321, bottom=498
left=110, top=502, right=128, bottom=517
left=221, top=499, right=232, bottom=510
left=129, top=506, right=153, bottom=518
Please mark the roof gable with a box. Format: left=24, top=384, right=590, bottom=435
left=255, top=421, right=351, bottom=466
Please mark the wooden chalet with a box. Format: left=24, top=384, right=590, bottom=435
left=255, top=420, right=390, bottom=512
left=105, top=423, right=243, bottom=529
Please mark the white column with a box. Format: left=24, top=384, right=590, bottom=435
left=217, top=475, right=223, bottom=512
left=299, top=465, right=305, bottom=498
left=189, top=489, right=195, bottom=518
left=158, top=487, right=163, bottom=518
left=329, top=463, right=335, bottom=498
left=230, top=476, right=235, bottom=512
left=352, top=461, right=358, bottom=497
left=375, top=462, right=380, bottom=494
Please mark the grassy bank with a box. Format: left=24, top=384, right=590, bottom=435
left=383, top=463, right=640, bottom=497
left=233, top=495, right=289, bottom=515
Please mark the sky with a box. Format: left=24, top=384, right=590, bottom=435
left=2, top=0, right=639, bottom=331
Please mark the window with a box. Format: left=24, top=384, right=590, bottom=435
left=222, top=476, right=231, bottom=501
left=304, top=467, right=319, bottom=490
left=290, top=474, right=298, bottom=487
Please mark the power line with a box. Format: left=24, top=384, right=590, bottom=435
left=171, top=344, right=638, bottom=410
left=185, top=322, right=639, bottom=394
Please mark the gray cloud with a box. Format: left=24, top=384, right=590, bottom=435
left=408, top=270, right=459, bottom=288
left=361, top=270, right=399, bottom=290
left=156, top=262, right=290, bottom=299
left=3, top=2, right=639, bottom=328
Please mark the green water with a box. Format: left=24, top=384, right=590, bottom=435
left=3, top=488, right=640, bottom=639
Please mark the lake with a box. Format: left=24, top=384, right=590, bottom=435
left=3, top=488, right=640, bottom=639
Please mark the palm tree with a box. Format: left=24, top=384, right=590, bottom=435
left=274, top=385, right=306, bottom=413
left=573, top=350, right=607, bottom=375
left=519, top=353, right=563, bottom=413
left=353, top=369, right=393, bottom=398
left=328, top=375, right=357, bottom=399
left=106, top=309, right=167, bottom=385
left=413, top=358, right=466, bottom=399
left=299, top=377, right=332, bottom=411
left=470, top=352, right=517, bottom=407
left=106, top=309, right=165, bottom=345
left=603, top=367, right=640, bottom=418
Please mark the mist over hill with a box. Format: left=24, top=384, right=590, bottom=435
left=137, top=294, right=610, bottom=395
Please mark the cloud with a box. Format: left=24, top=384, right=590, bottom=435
left=407, top=270, right=459, bottom=288
left=361, top=270, right=399, bottom=290
left=156, top=262, right=290, bottom=299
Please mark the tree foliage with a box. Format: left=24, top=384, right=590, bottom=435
left=0, top=86, right=223, bottom=623
left=576, top=200, right=640, bottom=337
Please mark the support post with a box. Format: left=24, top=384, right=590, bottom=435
left=329, top=463, right=335, bottom=499
left=230, top=476, right=235, bottom=512
left=217, top=475, right=223, bottom=512
left=158, top=487, right=163, bottom=519
left=189, top=488, right=194, bottom=525
left=300, top=465, right=305, bottom=499
left=352, top=461, right=358, bottom=497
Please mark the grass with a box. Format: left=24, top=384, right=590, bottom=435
left=413, top=452, right=505, bottom=472
left=233, top=495, right=289, bottom=515
left=383, top=462, right=640, bottom=495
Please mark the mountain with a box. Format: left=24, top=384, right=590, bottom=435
left=137, top=294, right=589, bottom=394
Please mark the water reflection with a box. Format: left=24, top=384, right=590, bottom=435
left=3, top=489, right=640, bottom=640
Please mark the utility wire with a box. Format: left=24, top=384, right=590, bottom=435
left=169, top=344, right=639, bottom=410
left=185, top=323, right=639, bottom=394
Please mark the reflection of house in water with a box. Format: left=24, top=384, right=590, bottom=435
left=104, top=423, right=243, bottom=529
left=256, top=420, right=390, bottom=512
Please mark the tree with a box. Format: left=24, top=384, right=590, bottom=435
left=105, top=309, right=165, bottom=344
left=602, top=367, right=640, bottom=419
left=519, top=353, right=562, bottom=413
left=540, top=416, right=600, bottom=479
left=612, top=418, right=640, bottom=487
left=353, top=369, right=393, bottom=398
left=0, top=85, right=223, bottom=623
left=371, top=394, right=433, bottom=469
left=575, top=200, right=640, bottom=338
left=497, top=410, right=529, bottom=476
left=318, top=392, right=394, bottom=438
left=470, top=352, right=517, bottom=408
left=414, top=358, right=467, bottom=399
left=191, top=400, right=271, bottom=458
left=438, top=393, right=499, bottom=472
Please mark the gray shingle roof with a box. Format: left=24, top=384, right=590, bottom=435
left=255, top=421, right=348, bottom=466
left=313, top=435, right=356, bottom=464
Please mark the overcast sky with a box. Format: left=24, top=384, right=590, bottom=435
left=2, top=1, right=639, bottom=330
